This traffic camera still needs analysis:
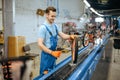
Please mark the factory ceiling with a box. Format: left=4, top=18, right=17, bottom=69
left=86, top=0, right=120, bottom=16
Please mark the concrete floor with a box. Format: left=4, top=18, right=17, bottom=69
left=91, top=37, right=120, bottom=80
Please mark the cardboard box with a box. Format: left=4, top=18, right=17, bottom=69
left=8, top=36, right=26, bottom=58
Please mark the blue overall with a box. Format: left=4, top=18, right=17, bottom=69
left=40, top=24, right=58, bottom=77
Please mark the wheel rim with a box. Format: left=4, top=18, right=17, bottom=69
left=83, top=33, right=89, bottom=47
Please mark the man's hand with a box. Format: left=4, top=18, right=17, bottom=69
left=43, top=70, right=48, bottom=75
left=70, top=35, right=77, bottom=40
left=51, top=51, right=61, bottom=58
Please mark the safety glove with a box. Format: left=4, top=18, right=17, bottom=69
left=70, top=35, right=78, bottom=40
left=51, top=51, right=61, bottom=58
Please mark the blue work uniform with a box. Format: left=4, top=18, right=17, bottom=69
left=38, top=21, right=60, bottom=77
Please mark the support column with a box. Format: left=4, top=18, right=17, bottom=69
left=2, top=0, right=15, bottom=58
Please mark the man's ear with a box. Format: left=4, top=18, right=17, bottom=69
left=45, top=13, right=49, bottom=17
left=46, top=12, right=49, bottom=15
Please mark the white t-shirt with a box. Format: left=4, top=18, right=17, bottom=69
left=38, top=21, right=61, bottom=48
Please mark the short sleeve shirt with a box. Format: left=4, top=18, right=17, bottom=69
left=38, top=21, right=61, bottom=48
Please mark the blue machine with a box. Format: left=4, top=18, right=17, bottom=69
left=34, top=34, right=109, bottom=80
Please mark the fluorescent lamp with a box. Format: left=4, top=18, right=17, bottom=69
left=90, top=8, right=104, bottom=16
left=95, top=17, right=104, bottom=22
left=83, top=0, right=91, bottom=7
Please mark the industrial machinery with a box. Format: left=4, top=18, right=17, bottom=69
left=0, top=36, right=39, bottom=80
left=0, top=51, right=39, bottom=80
left=0, top=56, right=32, bottom=80
left=34, top=34, right=109, bottom=80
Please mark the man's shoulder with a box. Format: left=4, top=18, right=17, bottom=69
left=39, top=24, right=46, bottom=29
left=54, top=23, right=58, bottom=27
left=39, top=24, right=47, bottom=32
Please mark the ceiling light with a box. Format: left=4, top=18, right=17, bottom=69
left=83, top=0, right=91, bottom=7
left=90, top=8, right=104, bottom=17
left=95, top=17, right=104, bottom=22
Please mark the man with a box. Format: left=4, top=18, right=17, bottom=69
left=38, top=6, right=76, bottom=77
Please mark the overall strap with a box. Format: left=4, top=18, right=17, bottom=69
left=43, top=24, right=58, bottom=36
left=43, top=24, right=52, bottom=36
left=54, top=24, right=58, bottom=35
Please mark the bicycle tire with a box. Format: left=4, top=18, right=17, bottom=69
left=82, top=32, right=89, bottom=47
left=71, top=37, right=78, bottom=64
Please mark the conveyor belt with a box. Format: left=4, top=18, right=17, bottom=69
left=34, top=34, right=110, bottom=80
left=45, top=48, right=93, bottom=80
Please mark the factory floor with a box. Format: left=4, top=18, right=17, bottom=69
left=91, top=37, right=120, bottom=80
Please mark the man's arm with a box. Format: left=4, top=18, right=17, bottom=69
left=38, top=38, right=52, bottom=54
left=58, top=32, right=70, bottom=39
left=38, top=38, right=61, bottom=58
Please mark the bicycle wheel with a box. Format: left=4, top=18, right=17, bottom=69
left=71, top=37, right=78, bottom=64
left=82, top=32, right=89, bottom=47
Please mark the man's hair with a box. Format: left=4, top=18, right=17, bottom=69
left=45, top=6, right=56, bottom=13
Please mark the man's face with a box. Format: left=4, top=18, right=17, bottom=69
left=46, top=11, right=56, bottom=24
